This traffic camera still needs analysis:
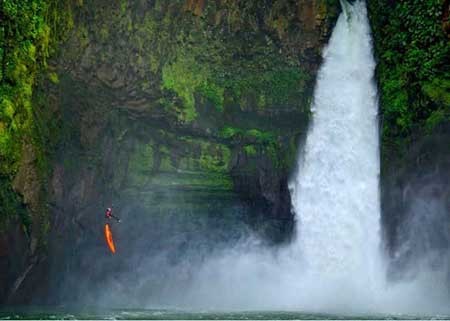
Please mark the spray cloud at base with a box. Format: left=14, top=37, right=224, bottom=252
left=89, top=0, right=450, bottom=314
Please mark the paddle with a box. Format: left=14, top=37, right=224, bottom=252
left=110, top=214, right=121, bottom=223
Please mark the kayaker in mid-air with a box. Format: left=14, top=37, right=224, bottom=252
left=105, top=207, right=121, bottom=222
left=104, top=207, right=119, bottom=254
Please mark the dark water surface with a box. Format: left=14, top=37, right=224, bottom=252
left=1, top=308, right=449, bottom=320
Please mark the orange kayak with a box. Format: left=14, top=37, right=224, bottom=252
left=104, top=223, right=116, bottom=254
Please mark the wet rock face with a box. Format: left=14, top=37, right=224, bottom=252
left=367, top=0, right=450, bottom=287
left=4, top=0, right=339, bottom=304
left=381, top=125, right=450, bottom=280
left=51, top=0, right=339, bottom=232
left=0, top=223, right=29, bottom=302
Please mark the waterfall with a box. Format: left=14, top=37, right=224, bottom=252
left=183, top=0, right=388, bottom=311
left=181, top=2, right=389, bottom=311
left=133, top=0, right=449, bottom=314
left=286, top=0, right=449, bottom=313
left=289, top=0, right=383, bottom=303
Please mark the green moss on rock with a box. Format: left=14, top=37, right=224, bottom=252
left=244, top=145, right=257, bottom=157
left=0, top=177, right=29, bottom=233
left=198, top=142, right=231, bottom=173
left=0, top=0, right=74, bottom=232
left=127, top=142, right=154, bottom=187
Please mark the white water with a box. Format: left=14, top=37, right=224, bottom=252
left=98, top=0, right=450, bottom=314
left=288, top=0, right=383, bottom=300
left=180, top=1, right=388, bottom=311
left=285, top=2, right=449, bottom=313
left=172, top=1, right=450, bottom=313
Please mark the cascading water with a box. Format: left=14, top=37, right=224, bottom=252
left=289, top=0, right=383, bottom=301
left=99, top=0, right=449, bottom=314
left=182, top=1, right=390, bottom=311
left=181, top=0, right=435, bottom=312
left=285, top=0, right=449, bottom=313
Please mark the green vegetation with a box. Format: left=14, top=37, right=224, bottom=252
left=160, top=41, right=307, bottom=123
left=244, top=145, right=257, bottom=156
left=219, top=126, right=292, bottom=169
left=0, top=177, right=29, bottom=232
left=368, top=0, right=450, bottom=159
left=198, top=142, right=231, bottom=172
left=220, top=126, right=277, bottom=145
left=146, top=172, right=233, bottom=192
left=1, top=0, right=47, bottom=176
left=220, top=126, right=242, bottom=139
left=152, top=0, right=311, bottom=123
left=245, top=129, right=276, bottom=144
left=0, top=0, right=334, bottom=233
left=162, top=54, right=224, bottom=122
left=127, top=142, right=154, bottom=187
left=56, top=0, right=311, bottom=193
left=0, top=0, right=73, bottom=230
left=226, top=68, right=309, bottom=109
left=178, top=137, right=231, bottom=173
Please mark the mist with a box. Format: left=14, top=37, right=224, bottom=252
left=75, top=1, right=450, bottom=316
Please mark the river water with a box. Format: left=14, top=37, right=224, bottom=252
left=1, top=307, right=449, bottom=320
